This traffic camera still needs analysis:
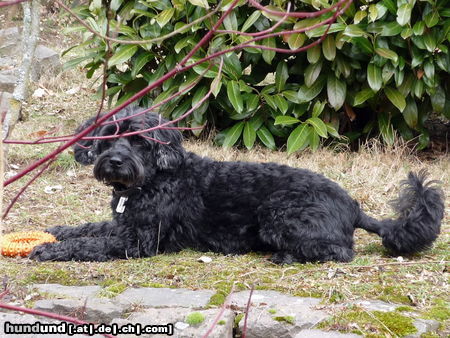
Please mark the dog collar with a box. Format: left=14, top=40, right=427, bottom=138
left=113, top=186, right=142, bottom=198
left=113, top=187, right=142, bottom=214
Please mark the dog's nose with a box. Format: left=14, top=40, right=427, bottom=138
left=109, top=156, right=123, bottom=167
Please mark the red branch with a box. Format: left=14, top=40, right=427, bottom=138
left=241, top=285, right=254, bottom=338
left=0, top=300, right=115, bottom=338
left=3, top=0, right=241, bottom=188
left=3, top=157, right=56, bottom=218
left=3, top=0, right=351, bottom=217
left=0, top=0, right=28, bottom=8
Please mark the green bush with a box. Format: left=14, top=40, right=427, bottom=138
left=66, top=0, right=450, bottom=151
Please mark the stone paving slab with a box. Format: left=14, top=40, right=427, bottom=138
left=114, top=287, right=215, bottom=309
left=113, top=307, right=234, bottom=338
left=0, top=313, right=103, bottom=338
left=34, top=297, right=125, bottom=323
left=231, top=291, right=328, bottom=338
left=294, top=329, right=361, bottom=337
left=33, top=284, right=102, bottom=299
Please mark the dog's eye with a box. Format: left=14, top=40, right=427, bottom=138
left=129, top=135, right=144, bottom=145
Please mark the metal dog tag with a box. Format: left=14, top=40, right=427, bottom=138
left=116, top=197, right=128, bottom=213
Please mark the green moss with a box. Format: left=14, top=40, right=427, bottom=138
left=268, top=308, right=277, bottom=314
left=185, top=312, right=205, bottom=326
left=293, top=290, right=322, bottom=298
left=373, top=311, right=417, bottom=336
left=234, top=313, right=244, bottom=327
left=98, top=282, right=127, bottom=298
left=25, top=267, right=80, bottom=286
left=318, top=308, right=417, bottom=336
left=423, top=300, right=450, bottom=321
left=376, top=286, right=413, bottom=304
left=208, top=292, right=226, bottom=306
left=395, top=305, right=415, bottom=312
left=273, top=316, right=295, bottom=325
left=140, top=282, right=169, bottom=288
left=217, top=320, right=226, bottom=325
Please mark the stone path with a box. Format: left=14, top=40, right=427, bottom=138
left=0, top=284, right=441, bottom=338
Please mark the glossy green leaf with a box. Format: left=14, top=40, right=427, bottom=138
left=298, top=76, right=326, bottom=102
left=312, top=101, right=326, bottom=117
left=287, top=33, right=306, bottom=50
left=257, top=126, right=276, bottom=150
left=424, top=11, right=439, bottom=28
left=283, top=90, right=301, bottom=104
left=307, top=44, right=321, bottom=64
left=402, top=97, right=418, bottom=129
left=131, top=52, right=153, bottom=78
left=242, top=11, right=261, bottom=32
left=211, top=70, right=222, bottom=97
left=354, top=88, right=375, bottom=106
left=396, top=4, right=412, bottom=26
left=380, top=22, right=403, bottom=36
left=353, top=37, right=374, bottom=54
left=156, top=8, right=175, bottom=28
left=223, top=122, right=244, bottom=148
left=262, top=37, right=276, bottom=64
left=369, top=4, right=378, bottom=22
left=108, top=45, right=138, bottom=68
left=367, top=63, right=382, bottom=92
left=275, top=61, right=289, bottom=92
left=344, top=25, right=367, bottom=37
left=227, top=80, right=244, bottom=114
left=287, top=124, right=310, bottom=154
left=274, top=115, right=300, bottom=126
left=187, top=0, right=209, bottom=9
left=382, top=0, right=396, bottom=15
left=413, top=21, right=425, bottom=35
left=304, top=60, right=323, bottom=88
left=375, top=48, right=398, bottom=63
left=327, top=75, right=347, bottom=111
left=430, top=85, right=446, bottom=113
left=309, top=130, right=320, bottom=151
left=354, top=10, right=367, bottom=24
left=384, top=86, right=406, bottom=111
left=306, top=117, right=328, bottom=138
left=322, top=35, right=336, bottom=61
left=246, top=94, right=259, bottom=111
left=243, top=122, right=256, bottom=149
left=273, top=95, right=289, bottom=115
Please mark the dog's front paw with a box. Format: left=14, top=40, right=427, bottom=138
left=45, top=225, right=69, bottom=240
left=29, top=242, right=72, bottom=261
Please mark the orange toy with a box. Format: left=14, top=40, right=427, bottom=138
left=0, top=231, right=57, bottom=257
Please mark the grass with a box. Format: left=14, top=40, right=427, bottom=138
left=1, top=9, right=449, bottom=336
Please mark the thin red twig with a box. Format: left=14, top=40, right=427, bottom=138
left=3, top=157, right=56, bottom=219
left=0, top=301, right=115, bottom=338
left=242, top=285, right=255, bottom=338
left=202, top=283, right=236, bottom=338
left=0, top=0, right=28, bottom=8
left=3, top=0, right=240, bottom=188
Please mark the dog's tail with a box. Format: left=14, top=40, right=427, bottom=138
left=356, top=170, right=445, bottom=255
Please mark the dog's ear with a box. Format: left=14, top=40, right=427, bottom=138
left=156, top=141, right=185, bottom=170
left=146, top=114, right=185, bottom=170
left=73, top=116, right=101, bottom=165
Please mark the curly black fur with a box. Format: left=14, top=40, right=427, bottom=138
left=30, top=107, right=445, bottom=263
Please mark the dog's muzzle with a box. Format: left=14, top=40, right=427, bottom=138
left=93, top=142, right=145, bottom=187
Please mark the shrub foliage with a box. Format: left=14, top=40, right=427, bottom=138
left=67, top=0, right=450, bottom=152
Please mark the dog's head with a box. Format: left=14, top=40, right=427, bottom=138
left=74, top=107, right=185, bottom=188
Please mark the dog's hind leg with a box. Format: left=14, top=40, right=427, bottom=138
left=45, top=220, right=118, bottom=240
left=258, top=195, right=355, bottom=264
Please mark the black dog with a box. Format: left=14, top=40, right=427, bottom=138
left=30, top=107, right=445, bottom=263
